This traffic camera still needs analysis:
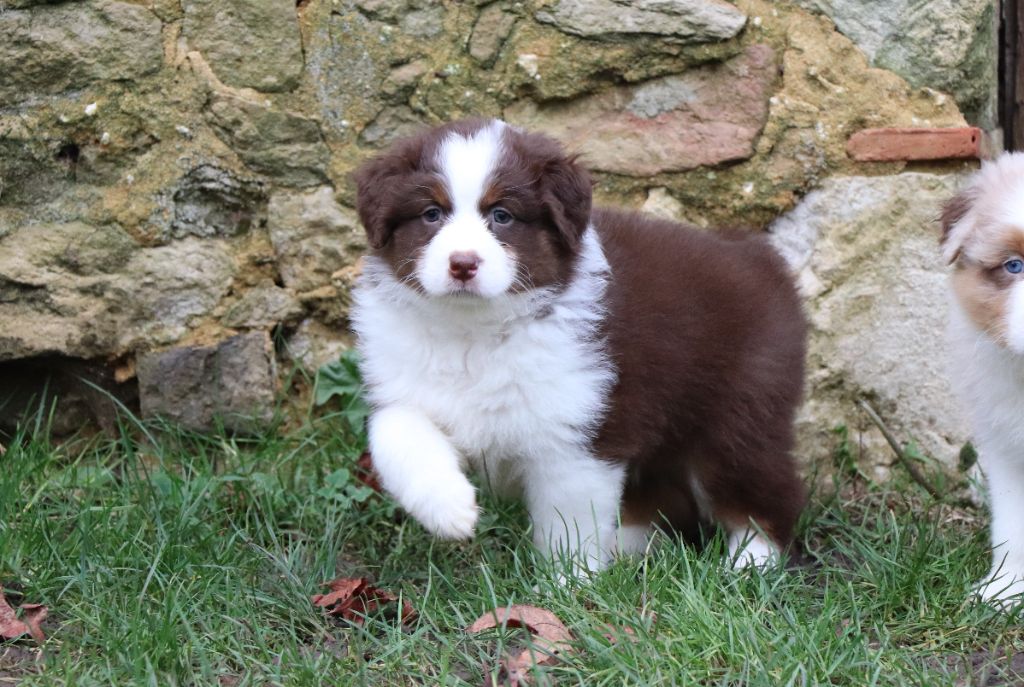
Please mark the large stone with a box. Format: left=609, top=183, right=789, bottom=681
left=469, top=3, right=518, bottom=65
left=123, top=240, right=236, bottom=348
left=284, top=319, right=351, bottom=372
left=641, top=187, right=689, bottom=224
left=0, top=137, right=69, bottom=208
left=267, top=187, right=366, bottom=293
left=0, top=222, right=134, bottom=360
left=0, top=1, right=162, bottom=104
left=182, top=0, right=304, bottom=93
left=0, top=224, right=234, bottom=360
left=137, top=332, right=277, bottom=433
left=793, top=0, right=997, bottom=126
left=206, top=94, right=330, bottom=187
left=535, top=0, right=746, bottom=42
left=170, top=165, right=268, bottom=239
left=222, top=282, right=304, bottom=329
left=305, top=2, right=434, bottom=134
left=400, top=5, right=445, bottom=38
left=768, top=173, right=970, bottom=472
left=505, top=45, right=775, bottom=176
left=381, top=60, right=430, bottom=100
left=358, top=106, right=425, bottom=149
left=306, top=9, right=390, bottom=134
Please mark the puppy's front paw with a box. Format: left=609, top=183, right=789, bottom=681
left=409, top=476, right=479, bottom=540
left=976, top=570, right=1024, bottom=610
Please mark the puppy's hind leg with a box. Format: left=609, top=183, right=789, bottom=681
left=695, top=441, right=805, bottom=570
left=369, top=405, right=478, bottom=540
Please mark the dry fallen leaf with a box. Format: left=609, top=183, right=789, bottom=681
left=468, top=605, right=574, bottom=686
left=311, top=577, right=415, bottom=625
left=0, top=587, right=46, bottom=644
left=355, top=451, right=382, bottom=493
left=600, top=623, right=637, bottom=645
left=601, top=610, right=656, bottom=646
left=18, top=605, right=47, bottom=644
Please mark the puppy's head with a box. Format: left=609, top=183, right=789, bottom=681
left=941, top=152, right=1024, bottom=352
left=354, top=118, right=591, bottom=299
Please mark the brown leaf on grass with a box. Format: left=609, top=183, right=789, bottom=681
left=600, top=623, right=637, bottom=645
left=355, top=451, right=382, bottom=493
left=18, top=605, right=47, bottom=644
left=0, top=590, right=23, bottom=639
left=469, top=605, right=574, bottom=686
left=311, top=577, right=415, bottom=625
left=601, top=610, right=656, bottom=645
left=0, top=588, right=46, bottom=644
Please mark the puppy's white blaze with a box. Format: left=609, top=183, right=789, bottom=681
left=417, top=213, right=515, bottom=297
left=1007, top=281, right=1024, bottom=354
left=437, top=120, right=506, bottom=210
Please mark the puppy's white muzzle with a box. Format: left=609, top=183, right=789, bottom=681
left=417, top=214, right=515, bottom=298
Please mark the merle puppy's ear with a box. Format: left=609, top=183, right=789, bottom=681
left=539, top=152, right=592, bottom=251
left=939, top=189, right=974, bottom=265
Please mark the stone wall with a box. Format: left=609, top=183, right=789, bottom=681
left=0, top=0, right=999, bottom=474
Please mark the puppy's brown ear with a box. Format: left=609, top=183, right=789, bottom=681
left=539, top=153, right=592, bottom=250
left=939, top=190, right=974, bottom=265
left=354, top=131, right=430, bottom=249
left=354, top=154, right=399, bottom=250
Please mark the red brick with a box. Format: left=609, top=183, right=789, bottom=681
left=846, top=127, right=993, bottom=162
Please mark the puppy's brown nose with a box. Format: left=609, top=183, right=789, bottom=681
left=449, top=251, right=481, bottom=282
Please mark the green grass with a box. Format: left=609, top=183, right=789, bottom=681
left=1, top=413, right=1022, bottom=686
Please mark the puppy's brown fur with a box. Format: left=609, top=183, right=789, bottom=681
left=355, top=119, right=807, bottom=554
left=594, top=209, right=807, bottom=545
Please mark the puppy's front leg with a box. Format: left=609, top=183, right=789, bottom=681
left=368, top=405, right=478, bottom=539
left=524, top=451, right=625, bottom=577
left=979, top=450, right=1024, bottom=606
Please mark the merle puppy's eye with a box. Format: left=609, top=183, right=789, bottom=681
left=1005, top=258, right=1024, bottom=275
left=422, top=207, right=443, bottom=223
left=491, top=208, right=513, bottom=225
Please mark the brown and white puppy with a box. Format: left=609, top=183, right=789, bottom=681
left=351, top=119, right=807, bottom=576
left=943, top=152, right=1024, bottom=607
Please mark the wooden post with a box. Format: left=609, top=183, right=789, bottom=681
left=1001, top=0, right=1024, bottom=150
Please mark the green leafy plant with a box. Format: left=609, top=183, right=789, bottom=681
left=316, top=467, right=377, bottom=509
left=314, top=349, right=370, bottom=431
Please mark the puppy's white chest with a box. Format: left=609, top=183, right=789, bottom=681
left=950, top=305, right=1024, bottom=457
left=353, top=231, right=614, bottom=492
left=380, top=313, right=609, bottom=463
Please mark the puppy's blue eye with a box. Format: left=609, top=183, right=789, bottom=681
left=423, top=207, right=442, bottom=223
left=491, top=208, right=513, bottom=225
left=1005, top=259, right=1024, bottom=274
